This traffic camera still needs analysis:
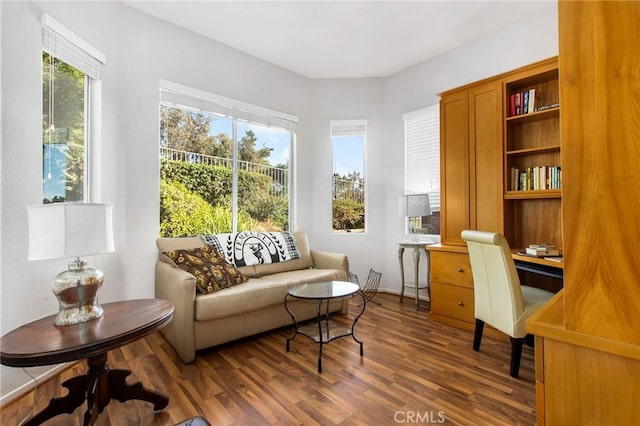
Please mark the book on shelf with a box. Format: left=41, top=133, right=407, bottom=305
left=508, top=88, right=537, bottom=117
left=535, top=102, right=560, bottom=112
left=509, top=166, right=562, bottom=191
left=527, top=88, right=536, bottom=113
left=525, top=243, right=559, bottom=257
left=543, top=256, right=563, bottom=263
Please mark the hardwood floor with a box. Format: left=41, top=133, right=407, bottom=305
left=1, top=293, right=536, bottom=425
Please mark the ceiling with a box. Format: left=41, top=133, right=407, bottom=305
left=123, top=1, right=554, bottom=79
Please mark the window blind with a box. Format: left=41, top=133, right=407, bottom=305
left=330, top=120, right=367, bottom=137
left=42, top=13, right=105, bottom=80
left=403, top=105, right=440, bottom=211
left=160, top=81, right=297, bottom=132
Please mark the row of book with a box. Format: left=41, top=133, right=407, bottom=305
left=510, top=166, right=562, bottom=191
left=509, top=89, right=536, bottom=116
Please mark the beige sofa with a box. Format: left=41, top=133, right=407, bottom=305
left=155, top=231, right=350, bottom=363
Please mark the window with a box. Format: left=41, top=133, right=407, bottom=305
left=41, top=14, right=105, bottom=203
left=159, top=82, right=296, bottom=237
left=331, top=120, right=366, bottom=233
left=403, top=105, right=440, bottom=236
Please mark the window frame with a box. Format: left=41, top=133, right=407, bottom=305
left=41, top=13, right=105, bottom=203
left=159, top=81, right=298, bottom=234
left=330, top=119, right=367, bottom=234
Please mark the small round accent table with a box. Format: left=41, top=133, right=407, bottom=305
left=0, top=299, right=174, bottom=426
left=284, top=281, right=366, bottom=373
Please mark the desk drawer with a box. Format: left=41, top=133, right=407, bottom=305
left=430, top=282, right=475, bottom=324
left=430, top=251, right=473, bottom=288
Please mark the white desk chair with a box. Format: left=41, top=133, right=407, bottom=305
left=461, top=230, right=554, bottom=378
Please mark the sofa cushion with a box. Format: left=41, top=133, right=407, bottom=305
left=163, top=245, right=248, bottom=294
left=194, top=269, right=349, bottom=321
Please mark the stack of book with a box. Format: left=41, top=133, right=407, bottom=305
left=525, top=243, right=559, bottom=257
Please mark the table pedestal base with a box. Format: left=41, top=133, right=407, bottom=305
left=24, top=352, right=168, bottom=426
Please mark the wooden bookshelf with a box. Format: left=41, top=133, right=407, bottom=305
left=502, top=57, right=562, bottom=251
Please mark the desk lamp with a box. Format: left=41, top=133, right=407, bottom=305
left=27, top=202, right=115, bottom=326
left=399, top=194, right=431, bottom=241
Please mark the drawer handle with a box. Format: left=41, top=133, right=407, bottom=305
left=456, top=268, right=464, bottom=273
left=457, top=301, right=464, bottom=307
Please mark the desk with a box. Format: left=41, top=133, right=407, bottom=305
left=398, top=240, right=434, bottom=310
left=0, top=299, right=174, bottom=426
left=512, top=251, right=564, bottom=280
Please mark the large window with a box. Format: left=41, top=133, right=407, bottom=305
left=41, top=14, right=104, bottom=204
left=403, top=105, right=440, bottom=236
left=159, top=83, right=296, bottom=237
left=331, top=120, right=366, bottom=233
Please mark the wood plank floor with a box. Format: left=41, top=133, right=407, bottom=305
left=1, top=293, right=536, bottom=425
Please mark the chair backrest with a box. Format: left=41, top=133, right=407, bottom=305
left=461, top=230, right=525, bottom=337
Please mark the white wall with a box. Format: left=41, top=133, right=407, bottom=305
left=0, top=0, right=310, bottom=401
left=0, top=0, right=558, bottom=401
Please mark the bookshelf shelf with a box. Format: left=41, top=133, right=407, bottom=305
left=506, top=106, right=559, bottom=123
left=506, top=145, right=561, bottom=156
left=504, top=190, right=561, bottom=200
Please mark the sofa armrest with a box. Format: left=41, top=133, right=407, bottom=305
left=155, top=260, right=197, bottom=363
left=310, top=250, right=349, bottom=274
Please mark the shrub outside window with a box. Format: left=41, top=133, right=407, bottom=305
left=331, top=120, right=366, bottom=234
left=159, top=84, right=296, bottom=237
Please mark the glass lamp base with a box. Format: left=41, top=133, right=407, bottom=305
left=52, top=259, right=104, bottom=326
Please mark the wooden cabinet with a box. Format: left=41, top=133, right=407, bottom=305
left=432, top=63, right=554, bottom=332
left=429, top=246, right=505, bottom=339
left=439, top=80, right=502, bottom=246
left=528, top=2, right=640, bottom=424
left=434, top=79, right=502, bottom=331
left=429, top=248, right=474, bottom=328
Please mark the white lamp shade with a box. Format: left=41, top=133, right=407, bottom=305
left=27, top=202, right=115, bottom=261
left=399, top=194, right=432, bottom=217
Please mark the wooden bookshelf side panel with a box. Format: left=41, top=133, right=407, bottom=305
left=504, top=198, right=562, bottom=250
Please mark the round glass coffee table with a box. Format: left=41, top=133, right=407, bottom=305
left=284, top=280, right=366, bottom=373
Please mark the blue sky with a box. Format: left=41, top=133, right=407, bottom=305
left=333, top=135, right=364, bottom=177
left=209, top=114, right=364, bottom=176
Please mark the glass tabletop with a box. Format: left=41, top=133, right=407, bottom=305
left=288, top=281, right=359, bottom=299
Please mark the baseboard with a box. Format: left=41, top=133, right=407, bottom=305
left=0, top=362, right=75, bottom=408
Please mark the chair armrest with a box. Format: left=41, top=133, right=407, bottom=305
left=310, top=250, right=349, bottom=274
left=155, top=259, right=197, bottom=363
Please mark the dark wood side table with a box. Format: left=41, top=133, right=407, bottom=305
left=0, top=298, right=174, bottom=426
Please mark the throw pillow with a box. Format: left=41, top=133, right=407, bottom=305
left=200, top=231, right=300, bottom=267
left=163, top=245, right=248, bottom=294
